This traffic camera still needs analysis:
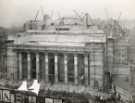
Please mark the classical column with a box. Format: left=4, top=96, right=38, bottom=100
left=45, top=53, right=48, bottom=82
left=27, top=52, right=31, bottom=80
left=18, top=52, right=22, bottom=80
left=84, top=54, right=88, bottom=86
left=54, top=54, right=58, bottom=83
left=36, top=53, right=39, bottom=79
left=74, top=54, right=78, bottom=85
left=64, top=54, right=68, bottom=84
left=89, top=51, right=95, bottom=87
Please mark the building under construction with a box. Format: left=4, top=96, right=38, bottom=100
left=0, top=13, right=130, bottom=103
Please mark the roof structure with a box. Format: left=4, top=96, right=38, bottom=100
left=14, top=15, right=107, bottom=47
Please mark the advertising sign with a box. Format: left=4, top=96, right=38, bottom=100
left=37, top=96, right=44, bottom=103
left=45, top=98, right=53, bottom=103
left=3, top=90, right=10, bottom=102
left=16, top=93, right=23, bottom=103
left=29, top=96, right=36, bottom=103
left=53, top=99, right=62, bottom=103
left=10, top=93, right=15, bottom=103
left=0, top=89, right=3, bottom=101
left=0, top=88, right=63, bottom=103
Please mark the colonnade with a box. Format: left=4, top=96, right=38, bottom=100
left=18, top=52, right=94, bottom=85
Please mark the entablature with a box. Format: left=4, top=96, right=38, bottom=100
left=9, top=44, right=105, bottom=54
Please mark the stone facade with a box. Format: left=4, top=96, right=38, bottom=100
left=3, top=16, right=130, bottom=100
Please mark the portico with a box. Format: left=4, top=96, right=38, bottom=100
left=18, top=51, right=88, bottom=85
left=17, top=45, right=104, bottom=88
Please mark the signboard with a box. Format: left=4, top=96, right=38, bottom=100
left=10, top=93, right=15, bottom=103
left=29, top=96, right=36, bottom=103
left=0, top=89, right=3, bottom=101
left=37, top=96, right=44, bottom=103
left=45, top=98, right=53, bottom=103
left=16, top=93, right=23, bottom=103
left=53, top=99, right=62, bottom=103
left=24, top=95, right=29, bottom=103
left=3, top=90, right=10, bottom=102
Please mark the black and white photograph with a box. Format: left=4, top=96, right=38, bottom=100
left=0, top=0, right=135, bottom=103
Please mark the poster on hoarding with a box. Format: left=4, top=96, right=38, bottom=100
left=3, top=90, right=11, bottom=102
left=29, top=96, right=36, bottom=103
left=45, top=98, right=53, bottom=103
left=16, top=93, right=24, bottom=103
left=0, top=89, right=3, bottom=101
left=53, top=99, right=62, bottom=103
left=10, top=93, right=15, bottom=103
left=24, top=95, right=29, bottom=103
left=37, top=96, right=45, bottom=103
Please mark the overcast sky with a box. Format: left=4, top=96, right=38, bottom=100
left=0, top=0, right=135, bottom=27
